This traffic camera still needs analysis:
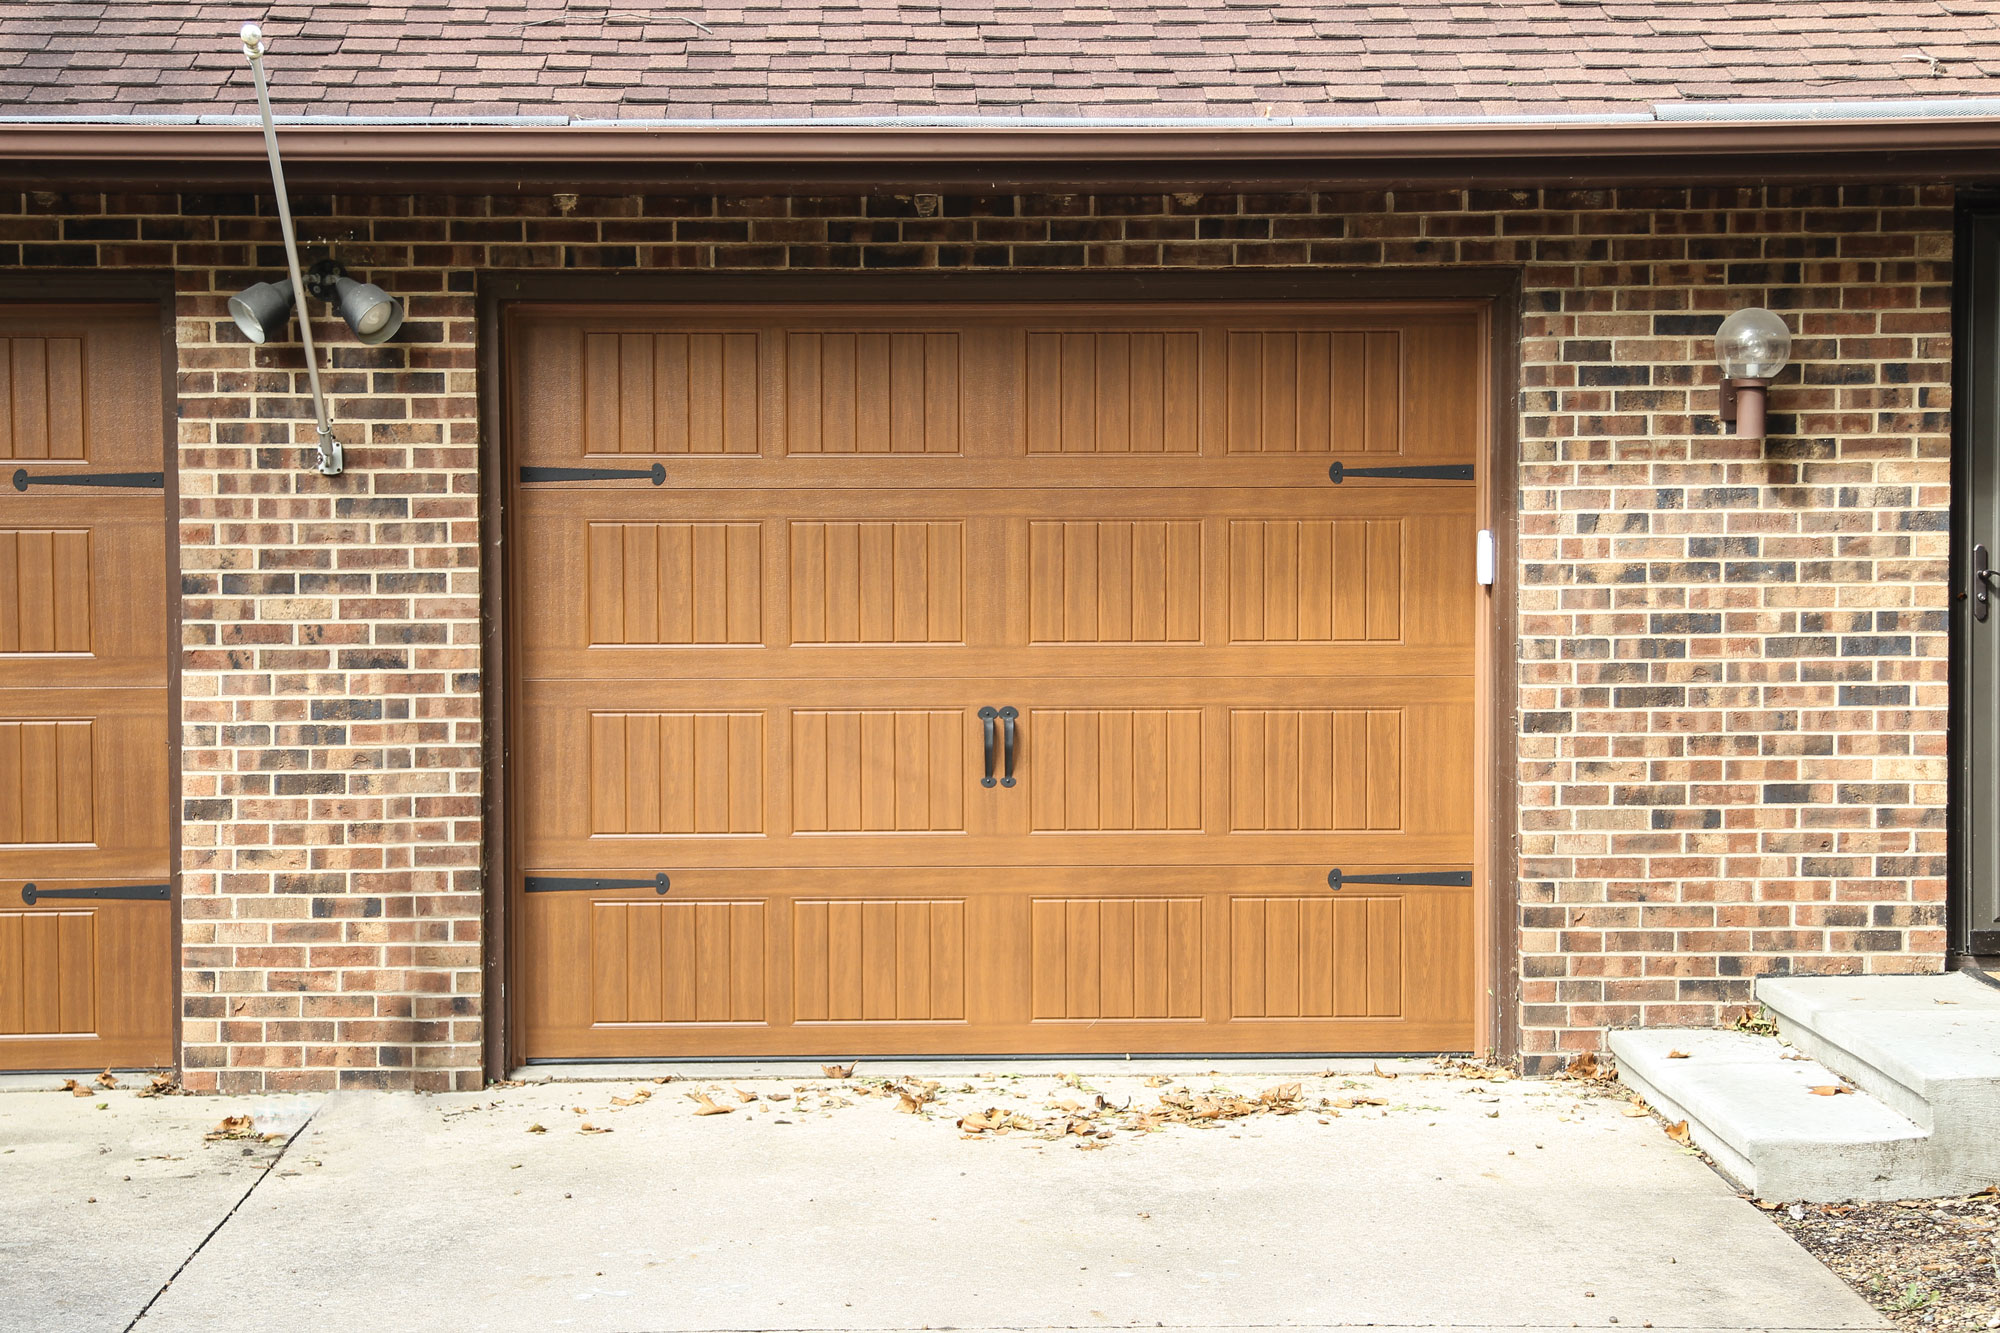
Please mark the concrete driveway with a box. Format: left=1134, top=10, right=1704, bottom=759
left=0, top=1060, right=1883, bottom=1333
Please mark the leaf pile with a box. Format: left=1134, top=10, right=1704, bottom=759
left=202, top=1115, right=282, bottom=1143
left=955, top=1081, right=1332, bottom=1143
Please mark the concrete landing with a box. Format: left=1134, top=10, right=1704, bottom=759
left=1759, top=972, right=2000, bottom=1134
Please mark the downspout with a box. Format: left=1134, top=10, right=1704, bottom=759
left=240, top=23, right=341, bottom=477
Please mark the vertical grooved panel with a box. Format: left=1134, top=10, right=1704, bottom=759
left=1028, top=521, right=1201, bottom=643
left=585, top=522, right=761, bottom=646
left=787, top=332, right=960, bottom=454
left=1031, top=898, right=1201, bottom=1019
left=792, top=899, right=965, bottom=1022
left=590, top=901, right=766, bottom=1024
left=790, top=522, right=964, bottom=644
left=1230, top=896, right=1408, bottom=1019
left=1224, top=329, right=1401, bottom=453
left=791, top=710, right=965, bottom=833
left=586, top=712, right=764, bottom=835
left=1024, top=332, right=1199, bottom=453
left=583, top=331, right=760, bottom=455
left=0, top=720, right=93, bottom=846
left=0, top=529, right=92, bottom=655
left=1229, top=519, right=1404, bottom=642
left=1, top=338, right=86, bottom=461
left=1029, top=709, right=1202, bottom=832
left=1229, top=709, right=1403, bottom=832
left=0, top=910, right=97, bottom=1036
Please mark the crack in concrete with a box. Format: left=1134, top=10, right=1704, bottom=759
left=122, top=1107, right=317, bottom=1331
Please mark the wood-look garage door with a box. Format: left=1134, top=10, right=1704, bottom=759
left=511, top=302, right=1483, bottom=1058
left=0, top=305, right=172, bottom=1071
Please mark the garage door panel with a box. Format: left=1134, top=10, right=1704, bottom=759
left=519, top=869, right=1472, bottom=1057
left=0, top=689, right=168, bottom=879
left=0, top=515, right=167, bottom=687
left=0, top=878, right=172, bottom=1069
left=522, top=642, right=1478, bottom=683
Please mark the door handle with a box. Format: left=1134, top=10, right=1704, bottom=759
left=979, top=706, right=998, bottom=788
left=1977, top=544, right=1993, bottom=623
left=1000, top=706, right=1018, bottom=788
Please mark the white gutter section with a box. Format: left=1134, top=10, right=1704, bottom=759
left=4, top=97, right=2000, bottom=131
left=240, top=24, right=341, bottom=477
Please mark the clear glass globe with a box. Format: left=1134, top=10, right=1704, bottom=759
left=1715, top=307, right=1791, bottom=381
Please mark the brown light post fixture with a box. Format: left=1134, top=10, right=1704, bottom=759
left=1715, top=306, right=1792, bottom=438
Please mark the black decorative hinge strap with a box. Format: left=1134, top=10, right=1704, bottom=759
left=519, top=464, right=666, bottom=485
left=1328, top=462, right=1475, bottom=484
left=1327, top=869, right=1473, bottom=890
left=524, top=873, right=670, bottom=895
left=12, top=469, right=165, bottom=491
left=21, top=882, right=171, bottom=904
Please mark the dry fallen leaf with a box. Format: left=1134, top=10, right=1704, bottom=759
left=1145, top=1074, right=1170, bottom=1088
left=526, top=1123, right=547, bottom=1134
left=821, top=1063, right=854, bottom=1080
left=1667, top=1050, right=1691, bottom=1060
left=1621, top=1106, right=1652, bottom=1118
left=1808, top=1085, right=1855, bottom=1097
left=60, top=1079, right=90, bottom=1098
left=1565, top=1051, right=1611, bottom=1081
left=687, top=1091, right=736, bottom=1116
left=609, top=1089, right=653, bottom=1108
left=1666, top=1120, right=1692, bottom=1145
left=136, top=1074, right=177, bottom=1099
left=94, top=1069, right=118, bottom=1089
left=204, top=1115, right=257, bottom=1141
left=578, top=1122, right=611, bottom=1135
left=1372, top=1063, right=1399, bottom=1080
left=734, top=1088, right=759, bottom=1103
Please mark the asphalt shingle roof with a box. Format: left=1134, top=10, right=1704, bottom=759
left=6, top=1, right=2000, bottom=121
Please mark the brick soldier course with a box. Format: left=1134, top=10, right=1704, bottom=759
left=0, top=182, right=1946, bottom=1090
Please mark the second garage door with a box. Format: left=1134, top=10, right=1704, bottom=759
left=510, top=301, right=1484, bottom=1058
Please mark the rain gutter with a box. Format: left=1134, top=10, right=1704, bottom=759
left=3, top=98, right=1996, bottom=191
left=0, top=99, right=1997, bottom=163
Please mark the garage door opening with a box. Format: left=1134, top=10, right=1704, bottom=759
left=506, top=299, right=1489, bottom=1060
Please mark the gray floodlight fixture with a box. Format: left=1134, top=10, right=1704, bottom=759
left=227, top=277, right=295, bottom=345
left=308, top=261, right=406, bottom=345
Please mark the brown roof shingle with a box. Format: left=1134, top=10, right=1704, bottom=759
left=5, top=1, right=2000, bottom=121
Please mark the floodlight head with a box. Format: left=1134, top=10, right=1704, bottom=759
left=227, top=277, right=294, bottom=344
left=328, top=274, right=406, bottom=345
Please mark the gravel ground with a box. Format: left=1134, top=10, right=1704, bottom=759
left=1773, top=1192, right=2000, bottom=1331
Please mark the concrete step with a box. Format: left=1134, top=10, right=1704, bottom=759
left=1609, top=1027, right=1933, bottom=1202
left=1756, top=972, right=2000, bottom=1138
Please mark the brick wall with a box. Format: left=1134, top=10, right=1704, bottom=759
left=0, top=182, right=1952, bottom=1087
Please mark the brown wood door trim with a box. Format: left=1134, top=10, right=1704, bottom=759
left=0, top=273, right=181, bottom=1071
left=477, top=267, right=1523, bottom=1074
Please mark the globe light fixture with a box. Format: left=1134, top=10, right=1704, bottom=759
left=1714, top=307, right=1792, bottom=439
